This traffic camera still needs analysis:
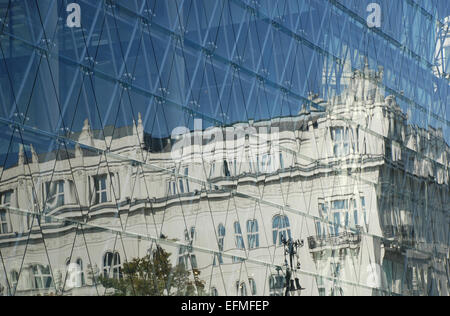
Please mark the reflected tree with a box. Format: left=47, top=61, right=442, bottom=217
left=98, top=246, right=206, bottom=296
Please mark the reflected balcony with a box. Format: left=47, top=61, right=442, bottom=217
left=307, top=227, right=362, bottom=252
left=382, top=225, right=416, bottom=251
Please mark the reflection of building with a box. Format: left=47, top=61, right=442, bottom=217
left=0, top=66, right=448, bottom=296
left=434, top=16, right=450, bottom=78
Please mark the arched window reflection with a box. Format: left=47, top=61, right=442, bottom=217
left=272, top=215, right=291, bottom=245
left=103, top=252, right=122, bottom=280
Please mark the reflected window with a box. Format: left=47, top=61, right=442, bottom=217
left=0, top=210, right=8, bottom=234
left=353, top=199, right=359, bottom=227
left=331, top=127, right=350, bottom=157
left=183, top=226, right=196, bottom=242
left=361, top=197, right=367, bottom=228
left=279, top=153, right=284, bottom=169
left=94, top=175, right=108, bottom=205
left=10, top=270, right=18, bottom=292
left=249, top=278, right=257, bottom=295
left=32, top=264, right=53, bottom=289
left=1, top=191, right=12, bottom=206
left=333, top=213, right=341, bottom=236
left=171, top=168, right=190, bottom=195
left=232, top=158, right=237, bottom=176
left=224, top=160, right=231, bottom=177
left=315, top=220, right=322, bottom=238
left=236, top=281, right=247, bottom=296
left=328, top=197, right=365, bottom=236
left=76, top=258, right=85, bottom=286
left=45, top=181, right=65, bottom=210
left=179, top=179, right=185, bottom=194
left=214, top=224, right=225, bottom=266
left=318, top=203, right=329, bottom=238
left=331, top=262, right=342, bottom=279
left=247, top=219, right=259, bottom=249
left=169, top=180, right=176, bottom=195
left=184, top=168, right=190, bottom=192
left=178, top=250, right=198, bottom=270
left=0, top=191, right=12, bottom=234
left=178, top=247, right=186, bottom=267
left=191, top=255, right=198, bottom=269
left=190, top=226, right=196, bottom=241
left=272, top=215, right=291, bottom=245
left=234, top=222, right=245, bottom=249
left=103, top=252, right=122, bottom=280
left=331, top=200, right=349, bottom=236
left=260, top=154, right=273, bottom=173
left=179, top=227, right=198, bottom=270
left=209, top=162, right=216, bottom=178
left=233, top=222, right=245, bottom=263
left=269, top=274, right=285, bottom=296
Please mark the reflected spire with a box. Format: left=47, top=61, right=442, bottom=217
left=79, top=118, right=94, bottom=147
left=18, top=144, right=24, bottom=165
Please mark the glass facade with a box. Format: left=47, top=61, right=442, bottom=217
left=0, top=0, right=448, bottom=296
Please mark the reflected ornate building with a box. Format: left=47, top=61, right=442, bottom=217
left=0, top=65, right=448, bottom=296
left=434, top=16, right=450, bottom=78
left=0, top=0, right=449, bottom=297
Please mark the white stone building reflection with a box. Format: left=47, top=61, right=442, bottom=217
left=0, top=67, right=448, bottom=296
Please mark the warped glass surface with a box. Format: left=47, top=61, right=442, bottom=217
left=0, top=0, right=448, bottom=296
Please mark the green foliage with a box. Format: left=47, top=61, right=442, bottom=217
left=98, top=246, right=206, bottom=296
